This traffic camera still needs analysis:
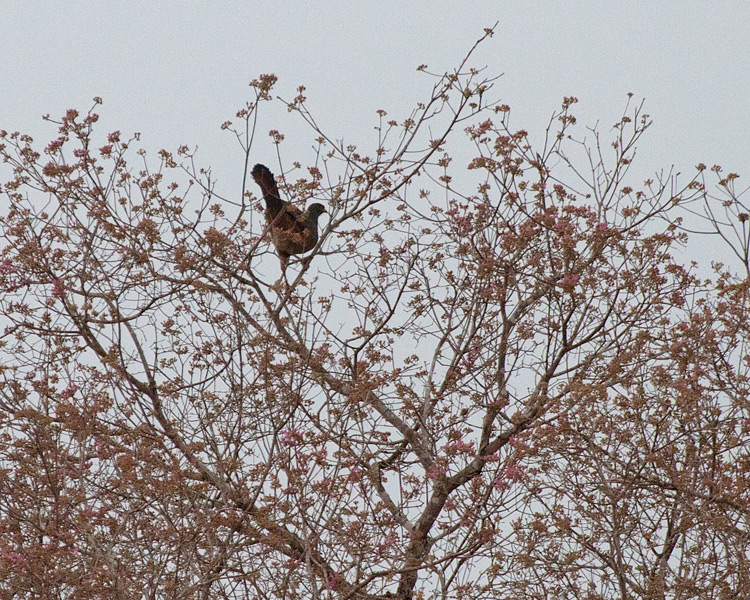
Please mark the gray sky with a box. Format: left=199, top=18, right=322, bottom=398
left=2, top=2, right=748, bottom=215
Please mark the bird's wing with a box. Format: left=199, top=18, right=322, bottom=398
left=268, top=204, right=304, bottom=235
left=272, top=202, right=301, bottom=226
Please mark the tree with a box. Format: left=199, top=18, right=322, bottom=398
left=1, top=29, right=748, bottom=599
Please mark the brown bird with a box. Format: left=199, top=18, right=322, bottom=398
left=251, top=164, right=327, bottom=272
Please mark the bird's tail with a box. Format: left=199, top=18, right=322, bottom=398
left=251, top=164, right=281, bottom=200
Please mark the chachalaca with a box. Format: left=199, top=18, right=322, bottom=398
left=251, top=163, right=327, bottom=272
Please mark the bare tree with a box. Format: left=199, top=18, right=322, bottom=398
left=1, top=29, right=748, bottom=600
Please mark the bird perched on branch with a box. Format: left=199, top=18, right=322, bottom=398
left=251, top=163, right=327, bottom=272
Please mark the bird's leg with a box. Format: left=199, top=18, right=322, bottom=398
left=279, top=254, right=290, bottom=288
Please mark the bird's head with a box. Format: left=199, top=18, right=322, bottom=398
left=307, top=203, right=327, bottom=221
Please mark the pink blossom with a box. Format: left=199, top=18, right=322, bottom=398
left=280, top=429, right=304, bottom=446
left=503, top=465, right=523, bottom=481
left=557, top=273, right=579, bottom=293
left=492, top=465, right=524, bottom=490
left=2, top=551, right=27, bottom=573
left=326, top=572, right=343, bottom=590
left=51, top=277, right=66, bottom=299
left=426, top=465, right=448, bottom=480
left=60, top=384, right=79, bottom=399
left=460, top=347, right=480, bottom=369
left=45, top=139, right=63, bottom=153
left=347, top=468, right=363, bottom=483
left=465, top=118, right=493, bottom=140
left=377, top=532, right=397, bottom=551
left=443, top=439, right=475, bottom=455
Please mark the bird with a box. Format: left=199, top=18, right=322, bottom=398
left=251, top=164, right=327, bottom=272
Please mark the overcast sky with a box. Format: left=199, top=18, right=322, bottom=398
left=2, top=2, right=748, bottom=240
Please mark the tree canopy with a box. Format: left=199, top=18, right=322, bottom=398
left=1, top=31, right=749, bottom=600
